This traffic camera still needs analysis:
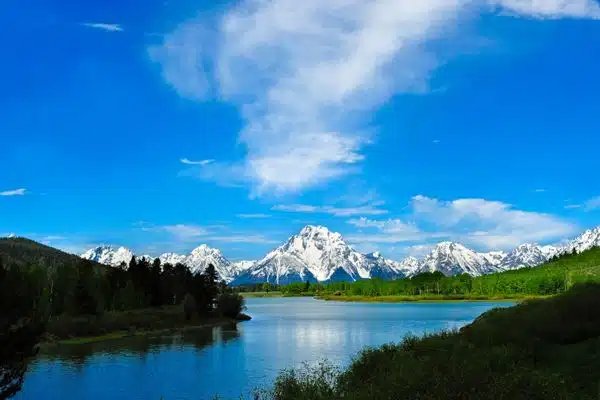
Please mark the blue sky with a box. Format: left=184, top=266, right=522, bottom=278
left=2, top=0, right=600, bottom=260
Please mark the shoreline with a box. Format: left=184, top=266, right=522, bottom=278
left=239, top=291, right=546, bottom=303
left=42, top=314, right=252, bottom=347
left=316, top=294, right=547, bottom=303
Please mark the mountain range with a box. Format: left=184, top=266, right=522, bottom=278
left=80, top=225, right=600, bottom=285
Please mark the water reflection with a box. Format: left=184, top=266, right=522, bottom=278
left=18, top=299, right=513, bottom=400
left=39, top=323, right=241, bottom=366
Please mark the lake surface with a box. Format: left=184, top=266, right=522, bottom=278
left=17, top=298, right=514, bottom=399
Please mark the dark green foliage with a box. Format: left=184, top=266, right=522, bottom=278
left=0, top=260, right=47, bottom=399
left=259, top=283, right=600, bottom=400
left=0, top=239, right=246, bottom=398
left=183, top=293, right=197, bottom=321
left=217, top=293, right=246, bottom=318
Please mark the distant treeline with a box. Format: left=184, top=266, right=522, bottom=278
left=236, top=247, right=600, bottom=298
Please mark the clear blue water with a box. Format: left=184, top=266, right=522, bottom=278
left=16, top=298, right=514, bottom=399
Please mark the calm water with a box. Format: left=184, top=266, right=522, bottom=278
left=17, top=298, right=513, bottom=400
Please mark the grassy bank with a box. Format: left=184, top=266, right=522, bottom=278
left=256, top=282, right=600, bottom=400
left=317, top=293, right=546, bottom=303
left=241, top=291, right=284, bottom=298
left=44, top=306, right=245, bottom=345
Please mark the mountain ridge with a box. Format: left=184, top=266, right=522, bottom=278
left=80, top=225, right=600, bottom=285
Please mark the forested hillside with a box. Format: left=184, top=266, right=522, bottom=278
left=0, top=237, right=103, bottom=268
left=0, top=237, right=243, bottom=319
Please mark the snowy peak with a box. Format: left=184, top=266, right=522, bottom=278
left=416, top=242, right=497, bottom=277
left=499, top=244, right=549, bottom=270
left=81, top=245, right=134, bottom=267
left=232, top=225, right=400, bottom=285
left=562, top=227, right=600, bottom=254
left=158, top=252, right=187, bottom=266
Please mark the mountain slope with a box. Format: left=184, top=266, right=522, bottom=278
left=80, top=244, right=245, bottom=283
left=81, top=246, right=134, bottom=267
left=1, top=237, right=104, bottom=269
left=232, top=226, right=402, bottom=285
left=413, top=242, right=501, bottom=277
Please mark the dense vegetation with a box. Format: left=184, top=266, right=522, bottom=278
left=265, top=248, right=600, bottom=300
left=0, top=237, right=245, bottom=398
left=256, top=281, right=600, bottom=399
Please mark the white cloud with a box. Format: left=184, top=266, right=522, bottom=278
left=404, top=244, right=436, bottom=257
left=151, top=0, right=599, bottom=195
left=1, top=188, right=26, bottom=196
left=162, top=224, right=209, bottom=239
left=346, top=216, right=447, bottom=243
left=564, top=204, right=582, bottom=209
left=411, top=195, right=576, bottom=248
left=584, top=196, right=600, bottom=211
left=534, top=188, right=547, bottom=193
left=42, top=235, right=67, bottom=241
left=432, top=139, right=441, bottom=144
left=236, top=213, right=271, bottom=219
left=180, top=158, right=214, bottom=165
left=82, top=23, right=124, bottom=32
left=273, top=203, right=388, bottom=217
left=490, top=0, right=600, bottom=19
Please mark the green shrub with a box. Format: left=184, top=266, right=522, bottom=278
left=217, top=293, right=245, bottom=318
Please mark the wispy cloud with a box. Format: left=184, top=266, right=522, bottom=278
left=150, top=0, right=600, bottom=196
left=534, top=188, right=547, bottom=193
left=346, top=216, right=447, bottom=244
left=273, top=203, right=388, bottom=217
left=141, top=223, right=278, bottom=247
left=236, top=213, right=271, bottom=219
left=180, top=158, right=214, bottom=166
left=82, top=22, right=124, bottom=32
left=584, top=196, right=600, bottom=211
left=1, top=188, right=26, bottom=196
left=162, top=224, right=208, bottom=239
left=432, top=139, right=441, bottom=144
left=410, top=195, right=576, bottom=249
left=564, top=204, right=582, bottom=209
left=344, top=195, right=576, bottom=251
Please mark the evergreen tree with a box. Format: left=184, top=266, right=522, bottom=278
left=72, top=261, right=98, bottom=315
left=203, top=264, right=219, bottom=312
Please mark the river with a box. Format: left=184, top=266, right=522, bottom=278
left=16, top=297, right=514, bottom=399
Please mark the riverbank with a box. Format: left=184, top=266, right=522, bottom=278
left=43, top=306, right=251, bottom=345
left=316, top=293, right=547, bottom=302
left=259, top=283, right=600, bottom=399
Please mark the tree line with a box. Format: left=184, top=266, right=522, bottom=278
left=270, top=247, right=600, bottom=298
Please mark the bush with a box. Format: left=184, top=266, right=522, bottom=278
left=217, top=293, right=245, bottom=318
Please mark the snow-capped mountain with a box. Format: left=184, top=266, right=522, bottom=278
left=184, top=244, right=239, bottom=282
left=413, top=242, right=501, bottom=277
left=480, top=251, right=507, bottom=267
left=158, top=252, right=187, bottom=266
left=498, top=244, right=553, bottom=271
left=81, top=225, right=600, bottom=285
left=561, top=227, right=600, bottom=254
left=81, top=244, right=246, bottom=283
left=232, top=260, right=256, bottom=272
left=232, top=226, right=401, bottom=285
left=81, top=246, right=134, bottom=267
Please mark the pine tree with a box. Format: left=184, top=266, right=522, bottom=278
left=203, top=264, right=219, bottom=312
